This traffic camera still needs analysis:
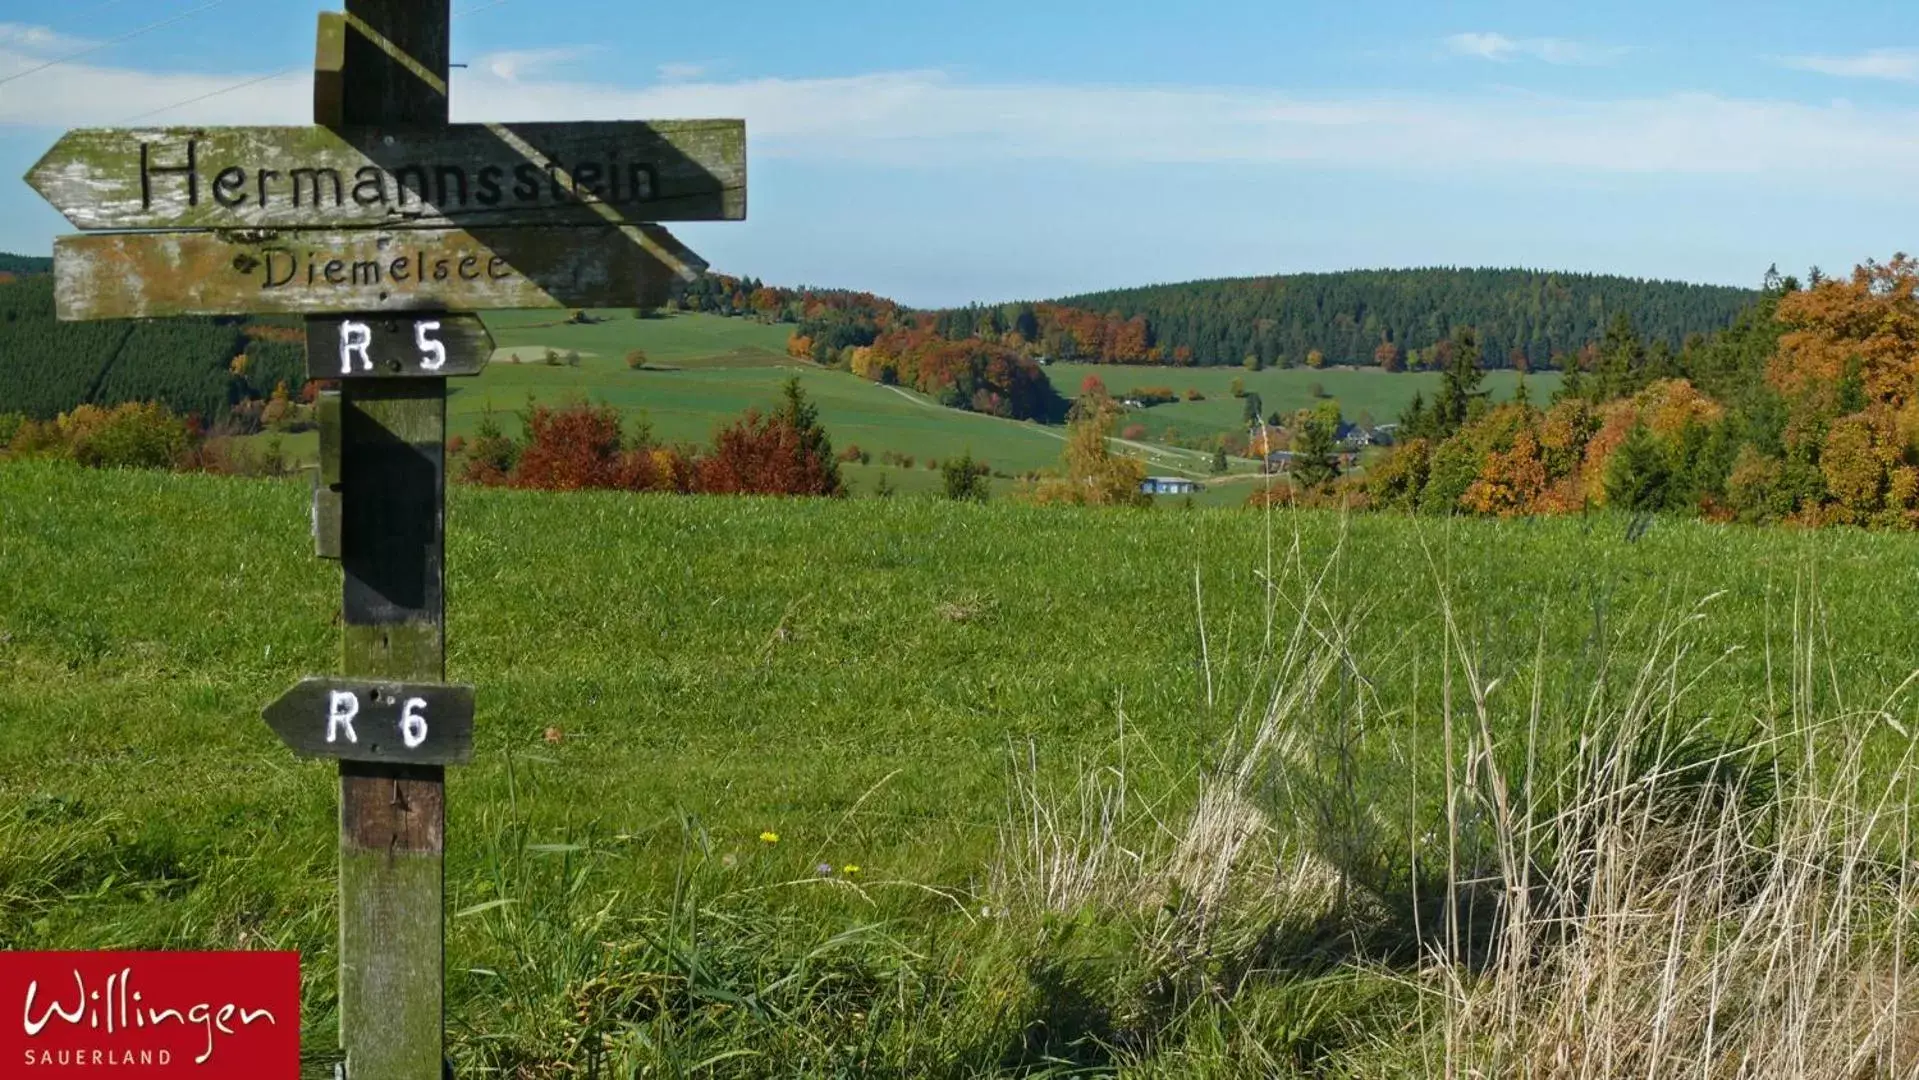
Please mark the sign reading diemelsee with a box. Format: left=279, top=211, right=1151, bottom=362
left=52, top=224, right=705, bottom=319
left=2, top=951, right=300, bottom=1078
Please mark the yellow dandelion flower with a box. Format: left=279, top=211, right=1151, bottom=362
left=842, top=863, right=860, bottom=875
left=759, top=831, right=779, bottom=844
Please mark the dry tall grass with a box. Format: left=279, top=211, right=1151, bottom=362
left=1434, top=586, right=1919, bottom=1079
left=993, top=517, right=1919, bottom=1077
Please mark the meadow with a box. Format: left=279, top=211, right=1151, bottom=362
left=450, top=311, right=1120, bottom=497
left=241, top=311, right=1567, bottom=502
left=1048, top=362, right=1563, bottom=444
left=438, top=311, right=1555, bottom=498
left=4, top=463, right=1916, bottom=1076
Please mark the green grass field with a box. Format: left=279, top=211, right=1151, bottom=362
left=4, top=462, right=1916, bottom=1073
left=234, top=311, right=1571, bottom=499
left=454, top=311, right=1088, bottom=494
left=428, top=312, right=1557, bottom=496
left=1050, top=362, right=1563, bottom=443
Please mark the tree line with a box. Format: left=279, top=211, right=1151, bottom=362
left=675, top=273, right=1066, bottom=421
left=671, top=268, right=1760, bottom=425
left=1046, top=268, right=1756, bottom=368
left=0, top=273, right=303, bottom=424
left=1302, top=257, right=1919, bottom=529
left=0, top=254, right=50, bottom=276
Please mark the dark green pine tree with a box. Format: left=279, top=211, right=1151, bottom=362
left=1431, top=326, right=1487, bottom=438
left=1399, top=391, right=1431, bottom=440
left=1290, top=411, right=1340, bottom=490
left=1603, top=422, right=1673, bottom=512
left=778, top=376, right=842, bottom=492
left=941, top=449, right=989, bottom=501
left=1241, top=392, right=1264, bottom=426
left=1553, top=351, right=1588, bottom=404
left=1645, top=338, right=1681, bottom=382
left=1598, top=312, right=1647, bottom=400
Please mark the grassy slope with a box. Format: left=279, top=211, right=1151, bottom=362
left=456, top=311, right=1080, bottom=493
left=4, top=463, right=1916, bottom=1068
left=453, top=312, right=1558, bottom=491
left=244, top=313, right=1566, bottom=499
left=1052, top=362, right=1564, bottom=442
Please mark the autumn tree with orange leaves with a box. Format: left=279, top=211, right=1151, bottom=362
left=1764, top=255, right=1919, bottom=525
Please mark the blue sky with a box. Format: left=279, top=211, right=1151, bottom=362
left=1, top=0, right=1916, bottom=306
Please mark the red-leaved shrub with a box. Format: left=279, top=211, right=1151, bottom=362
left=510, top=403, right=627, bottom=491
left=698, top=413, right=841, bottom=495
left=466, top=380, right=840, bottom=498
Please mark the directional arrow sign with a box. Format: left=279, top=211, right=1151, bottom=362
left=307, top=314, right=492, bottom=379
left=52, top=223, right=704, bottom=320
left=27, top=121, right=745, bottom=230
left=262, top=677, right=474, bottom=765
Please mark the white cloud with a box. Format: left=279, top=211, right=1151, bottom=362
left=441, top=66, right=1919, bottom=179
left=658, top=62, right=707, bottom=82
left=0, top=22, right=94, bottom=58
left=1443, top=32, right=1625, bottom=65
left=0, top=46, right=308, bottom=125
left=483, top=47, right=593, bottom=83
left=3, top=28, right=1918, bottom=183
left=1782, top=47, right=1919, bottom=82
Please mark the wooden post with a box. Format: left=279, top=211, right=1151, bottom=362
left=29, top=9, right=738, bottom=1075
left=317, top=5, right=452, bottom=1079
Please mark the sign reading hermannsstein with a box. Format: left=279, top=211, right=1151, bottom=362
left=27, top=120, right=744, bottom=230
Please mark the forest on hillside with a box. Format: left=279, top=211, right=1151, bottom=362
left=1042, top=268, right=1757, bottom=368
left=673, top=267, right=1764, bottom=421
left=0, top=254, right=50, bottom=276
left=0, top=257, right=1769, bottom=429
left=1279, top=256, right=1919, bottom=530
left=0, top=274, right=303, bottom=423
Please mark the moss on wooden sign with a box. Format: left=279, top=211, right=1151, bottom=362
left=54, top=224, right=704, bottom=319
left=28, top=121, right=745, bottom=229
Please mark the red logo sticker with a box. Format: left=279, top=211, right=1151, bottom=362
left=2, top=952, right=299, bottom=1077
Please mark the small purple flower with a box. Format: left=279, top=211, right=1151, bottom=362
left=816, top=862, right=834, bottom=877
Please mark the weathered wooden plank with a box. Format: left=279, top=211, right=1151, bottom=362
left=335, top=7, right=450, bottom=1080
left=343, top=0, right=446, bottom=128
left=339, top=846, right=442, bottom=1080
left=317, top=389, right=342, bottom=487
left=263, top=676, right=473, bottom=764
left=53, top=223, right=703, bottom=319
left=313, top=13, right=346, bottom=129
left=338, top=379, right=446, bottom=1080
left=307, top=313, right=491, bottom=379
left=27, top=120, right=746, bottom=230
left=341, top=381, right=444, bottom=628
left=312, top=473, right=342, bottom=560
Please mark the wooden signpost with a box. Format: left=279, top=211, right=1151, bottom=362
left=27, top=120, right=745, bottom=230
left=54, top=223, right=704, bottom=319
left=263, top=677, right=475, bottom=765
left=307, top=314, right=492, bottom=379
left=25, top=2, right=744, bottom=1076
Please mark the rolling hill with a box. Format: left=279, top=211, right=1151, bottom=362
left=0, top=255, right=1754, bottom=499
left=1040, top=267, right=1758, bottom=367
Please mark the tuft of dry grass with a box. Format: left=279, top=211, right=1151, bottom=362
left=992, top=513, right=1919, bottom=1077
left=1431, top=585, right=1919, bottom=1079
